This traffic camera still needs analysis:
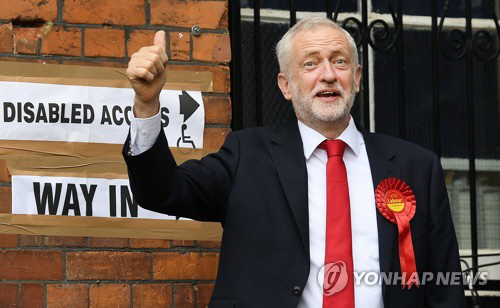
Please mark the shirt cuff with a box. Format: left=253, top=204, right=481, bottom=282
left=129, top=110, right=162, bottom=156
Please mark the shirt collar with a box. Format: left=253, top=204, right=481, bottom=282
left=298, top=116, right=361, bottom=160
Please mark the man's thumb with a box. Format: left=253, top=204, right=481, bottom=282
left=154, top=30, right=166, bottom=50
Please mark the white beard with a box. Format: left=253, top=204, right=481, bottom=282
left=289, top=79, right=356, bottom=124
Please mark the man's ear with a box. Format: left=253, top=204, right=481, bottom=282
left=277, top=72, right=292, bottom=101
left=354, top=64, right=362, bottom=93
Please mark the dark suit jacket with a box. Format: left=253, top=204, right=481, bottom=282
left=123, top=121, right=466, bottom=308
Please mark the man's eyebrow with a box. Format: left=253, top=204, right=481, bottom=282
left=299, top=48, right=347, bottom=59
left=298, top=50, right=321, bottom=59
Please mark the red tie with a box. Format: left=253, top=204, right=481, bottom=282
left=321, top=140, right=355, bottom=308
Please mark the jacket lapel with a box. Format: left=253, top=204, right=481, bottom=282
left=362, top=129, right=400, bottom=300
left=268, top=122, right=310, bottom=255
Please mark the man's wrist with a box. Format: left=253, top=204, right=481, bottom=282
left=133, top=97, right=160, bottom=118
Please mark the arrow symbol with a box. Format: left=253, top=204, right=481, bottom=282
left=179, top=91, right=200, bottom=123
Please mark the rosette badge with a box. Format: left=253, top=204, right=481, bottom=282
left=375, top=178, right=418, bottom=288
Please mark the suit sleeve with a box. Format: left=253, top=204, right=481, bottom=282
left=425, top=154, right=466, bottom=308
left=123, top=128, right=240, bottom=223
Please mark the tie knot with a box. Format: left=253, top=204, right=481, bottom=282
left=320, top=139, right=347, bottom=157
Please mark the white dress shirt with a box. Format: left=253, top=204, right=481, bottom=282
left=129, top=111, right=161, bottom=155
left=296, top=118, right=383, bottom=308
left=130, top=113, right=383, bottom=307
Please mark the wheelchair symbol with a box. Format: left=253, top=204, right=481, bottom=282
left=176, top=124, right=195, bottom=155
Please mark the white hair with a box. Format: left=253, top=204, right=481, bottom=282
left=275, top=17, right=359, bottom=76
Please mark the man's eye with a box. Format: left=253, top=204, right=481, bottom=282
left=305, top=62, right=314, bottom=67
left=336, top=59, right=346, bottom=64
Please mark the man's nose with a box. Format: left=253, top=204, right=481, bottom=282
left=320, top=62, right=336, bottom=82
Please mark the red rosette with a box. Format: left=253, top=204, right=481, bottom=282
left=375, top=178, right=416, bottom=223
left=375, top=178, right=418, bottom=289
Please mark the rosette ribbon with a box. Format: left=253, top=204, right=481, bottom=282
left=375, top=178, right=418, bottom=289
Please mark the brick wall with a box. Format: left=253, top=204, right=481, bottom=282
left=0, top=234, right=221, bottom=307
left=0, top=0, right=230, bottom=307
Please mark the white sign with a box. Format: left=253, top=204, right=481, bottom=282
left=12, top=175, right=185, bottom=220
left=0, top=81, right=204, bottom=148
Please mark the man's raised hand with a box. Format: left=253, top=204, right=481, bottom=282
left=126, top=30, right=168, bottom=118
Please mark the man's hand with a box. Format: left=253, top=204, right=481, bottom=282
left=126, top=30, right=168, bottom=118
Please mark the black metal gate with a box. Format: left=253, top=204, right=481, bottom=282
left=229, top=0, right=500, bottom=305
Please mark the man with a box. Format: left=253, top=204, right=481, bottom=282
left=124, top=17, right=465, bottom=307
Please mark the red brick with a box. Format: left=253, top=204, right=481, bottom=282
left=20, top=235, right=43, bottom=247
left=169, top=31, right=190, bottom=61
left=198, top=240, right=221, bottom=249
left=84, top=28, right=125, bottom=58
left=41, top=26, right=81, bottom=56
left=132, top=284, right=172, bottom=308
left=150, top=0, right=227, bottom=29
left=0, top=186, right=11, bottom=214
left=0, top=234, right=18, bottom=248
left=127, top=30, right=156, bottom=57
left=196, top=284, right=215, bottom=308
left=13, top=27, right=42, bottom=54
left=21, top=283, right=44, bottom=308
left=87, top=237, right=129, bottom=248
left=203, top=95, right=231, bottom=125
left=171, top=240, right=195, bottom=247
left=89, top=284, right=130, bottom=308
left=0, top=23, right=13, bottom=53
left=168, top=64, right=230, bottom=93
left=66, top=251, right=150, bottom=280
left=0, top=250, right=62, bottom=280
left=174, top=283, right=194, bottom=308
left=193, top=33, right=230, bottom=63
left=63, top=0, right=145, bottom=26
left=204, top=127, right=230, bottom=150
left=0, top=283, right=18, bottom=307
left=0, top=0, right=57, bottom=21
left=44, top=236, right=85, bottom=247
left=153, top=252, right=219, bottom=280
left=130, top=239, right=170, bottom=249
left=47, top=284, right=88, bottom=308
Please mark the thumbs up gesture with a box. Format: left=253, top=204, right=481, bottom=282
left=126, top=31, right=168, bottom=118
